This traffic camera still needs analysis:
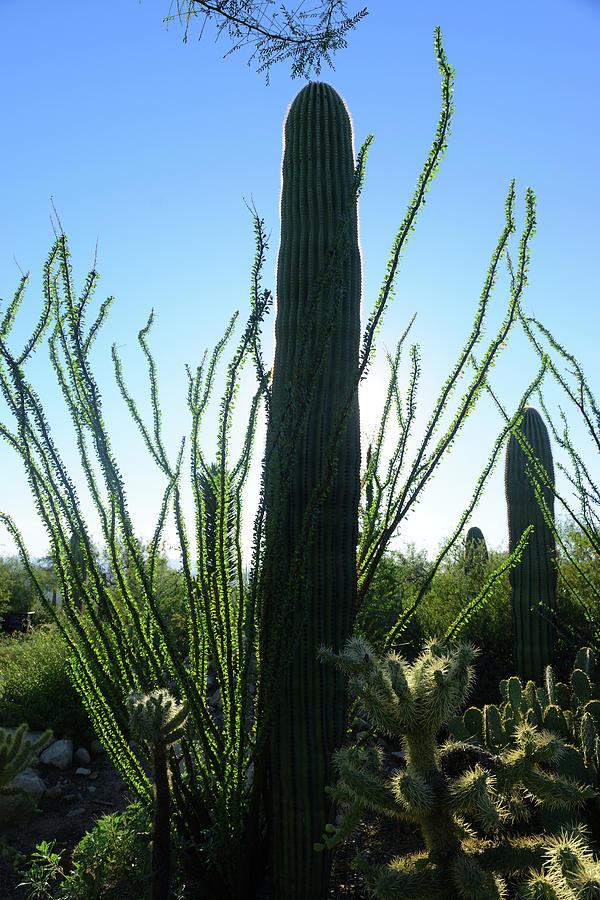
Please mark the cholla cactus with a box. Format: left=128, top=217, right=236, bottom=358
left=126, top=689, right=189, bottom=900
left=517, top=828, right=600, bottom=899
left=316, top=637, right=599, bottom=899
left=1, top=723, right=53, bottom=793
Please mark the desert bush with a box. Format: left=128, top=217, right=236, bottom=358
left=0, top=556, right=58, bottom=620
left=14, top=802, right=153, bottom=899
left=354, top=545, right=430, bottom=653
left=0, top=624, right=92, bottom=742
left=13, top=797, right=210, bottom=899
left=416, top=543, right=513, bottom=707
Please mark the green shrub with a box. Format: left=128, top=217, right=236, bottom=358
left=0, top=557, right=55, bottom=619
left=15, top=802, right=154, bottom=899
left=416, top=547, right=513, bottom=708
left=0, top=624, right=92, bottom=742
left=14, top=798, right=206, bottom=899
left=355, top=546, right=430, bottom=654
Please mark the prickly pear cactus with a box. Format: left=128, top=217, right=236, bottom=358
left=505, top=406, right=557, bottom=683
left=316, top=637, right=598, bottom=899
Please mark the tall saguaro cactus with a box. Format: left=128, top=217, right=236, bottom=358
left=505, top=406, right=557, bottom=683
left=259, top=82, right=361, bottom=899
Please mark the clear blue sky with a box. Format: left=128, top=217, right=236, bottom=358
left=1, top=0, right=598, bottom=563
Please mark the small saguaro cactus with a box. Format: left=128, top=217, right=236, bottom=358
left=464, top=525, right=489, bottom=574
left=126, top=689, right=189, bottom=900
left=316, top=636, right=599, bottom=899
left=505, top=406, right=557, bottom=683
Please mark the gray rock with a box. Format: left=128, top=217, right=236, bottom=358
left=40, top=738, right=73, bottom=771
left=75, top=767, right=91, bottom=776
left=74, top=746, right=91, bottom=765
left=66, top=806, right=86, bottom=817
left=0, top=767, right=46, bottom=826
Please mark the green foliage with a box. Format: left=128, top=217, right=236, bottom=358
left=317, top=636, right=599, bottom=899
left=0, top=625, right=92, bottom=742
left=395, top=540, right=514, bottom=709
left=0, top=28, right=545, bottom=900
left=15, top=804, right=155, bottom=899
left=0, top=556, right=54, bottom=617
left=12, top=803, right=208, bottom=900
left=354, top=545, right=430, bottom=653
left=165, top=0, right=369, bottom=83
left=105, top=539, right=190, bottom=657
left=517, top=305, right=599, bottom=577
